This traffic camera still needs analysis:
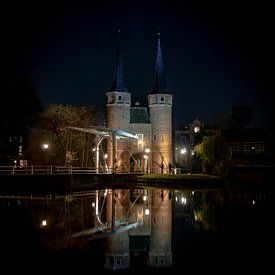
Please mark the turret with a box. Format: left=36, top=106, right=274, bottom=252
left=148, top=33, right=173, bottom=174
left=106, top=29, right=131, bottom=172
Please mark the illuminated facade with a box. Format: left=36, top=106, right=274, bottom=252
left=106, top=31, right=173, bottom=174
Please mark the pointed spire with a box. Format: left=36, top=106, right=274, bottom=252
left=151, top=31, right=169, bottom=94
left=110, top=27, right=128, bottom=92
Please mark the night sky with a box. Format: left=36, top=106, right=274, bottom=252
left=2, top=0, right=273, bottom=128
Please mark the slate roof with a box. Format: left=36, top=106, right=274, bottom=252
left=130, top=107, right=151, bottom=124
left=110, top=29, right=128, bottom=92
left=151, top=33, right=171, bottom=94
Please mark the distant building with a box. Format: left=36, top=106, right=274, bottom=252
left=106, top=31, right=173, bottom=174
left=173, top=118, right=204, bottom=165
left=221, top=128, right=275, bottom=164
left=0, top=135, right=24, bottom=165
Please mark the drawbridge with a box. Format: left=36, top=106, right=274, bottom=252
left=68, top=126, right=138, bottom=173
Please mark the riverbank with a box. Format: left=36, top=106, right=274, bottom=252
left=0, top=170, right=271, bottom=196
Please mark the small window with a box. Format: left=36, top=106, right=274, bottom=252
left=160, top=96, right=164, bottom=102
left=151, top=95, right=157, bottom=104
left=153, top=134, right=157, bottom=141
left=244, top=144, right=249, bottom=154
left=118, top=95, right=122, bottom=100
left=108, top=94, right=115, bottom=104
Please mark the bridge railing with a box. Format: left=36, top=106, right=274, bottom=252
left=0, top=165, right=98, bottom=175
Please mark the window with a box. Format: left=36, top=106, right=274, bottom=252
left=194, top=126, right=200, bottom=133
left=153, top=134, right=157, bottom=141
left=244, top=144, right=249, bottom=154
left=236, top=144, right=243, bottom=154
left=151, top=95, right=157, bottom=104
left=118, top=95, right=122, bottom=100
left=19, top=145, right=22, bottom=155
left=108, top=94, right=115, bottom=104
left=255, top=143, right=265, bottom=154
left=160, top=96, right=164, bottom=102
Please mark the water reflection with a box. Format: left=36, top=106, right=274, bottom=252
left=0, top=186, right=271, bottom=272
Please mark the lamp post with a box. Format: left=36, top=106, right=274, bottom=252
left=42, top=143, right=49, bottom=150
left=143, top=154, right=148, bottom=174
left=94, top=136, right=108, bottom=174
left=180, top=147, right=187, bottom=173
left=188, top=122, right=199, bottom=175
left=144, top=148, right=150, bottom=174
left=180, top=147, right=187, bottom=158
left=189, top=123, right=193, bottom=175
left=42, top=143, right=49, bottom=175
left=104, top=153, right=108, bottom=173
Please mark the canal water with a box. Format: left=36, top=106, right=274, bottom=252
left=0, top=184, right=272, bottom=273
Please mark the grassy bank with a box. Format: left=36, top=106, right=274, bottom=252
left=136, top=173, right=223, bottom=190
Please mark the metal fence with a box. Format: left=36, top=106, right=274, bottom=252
left=0, top=165, right=98, bottom=175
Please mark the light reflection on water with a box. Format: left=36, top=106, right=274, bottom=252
left=0, top=185, right=271, bottom=273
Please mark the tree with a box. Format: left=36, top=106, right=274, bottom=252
left=194, top=134, right=229, bottom=175
left=24, top=104, right=104, bottom=166
left=229, top=104, right=253, bottom=129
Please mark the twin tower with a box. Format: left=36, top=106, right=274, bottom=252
left=106, top=30, right=173, bottom=174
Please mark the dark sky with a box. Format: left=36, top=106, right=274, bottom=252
left=2, top=0, right=273, bottom=128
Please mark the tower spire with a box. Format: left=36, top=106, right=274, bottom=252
left=151, top=32, right=169, bottom=93
left=110, top=28, right=128, bottom=92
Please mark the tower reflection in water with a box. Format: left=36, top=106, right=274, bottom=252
left=0, top=186, right=270, bottom=272
left=104, top=189, right=172, bottom=270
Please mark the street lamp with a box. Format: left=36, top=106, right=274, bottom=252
left=144, top=148, right=150, bottom=173
left=94, top=136, right=108, bottom=174
left=104, top=154, right=108, bottom=173
left=180, top=147, right=187, bottom=170
left=180, top=148, right=187, bottom=155
left=143, top=154, right=148, bottom=173
left=42, top=143, right=49, bottom=150
left=188, top=122, right=200, bottom=175
left=41, top=143, right=49, bottom=174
